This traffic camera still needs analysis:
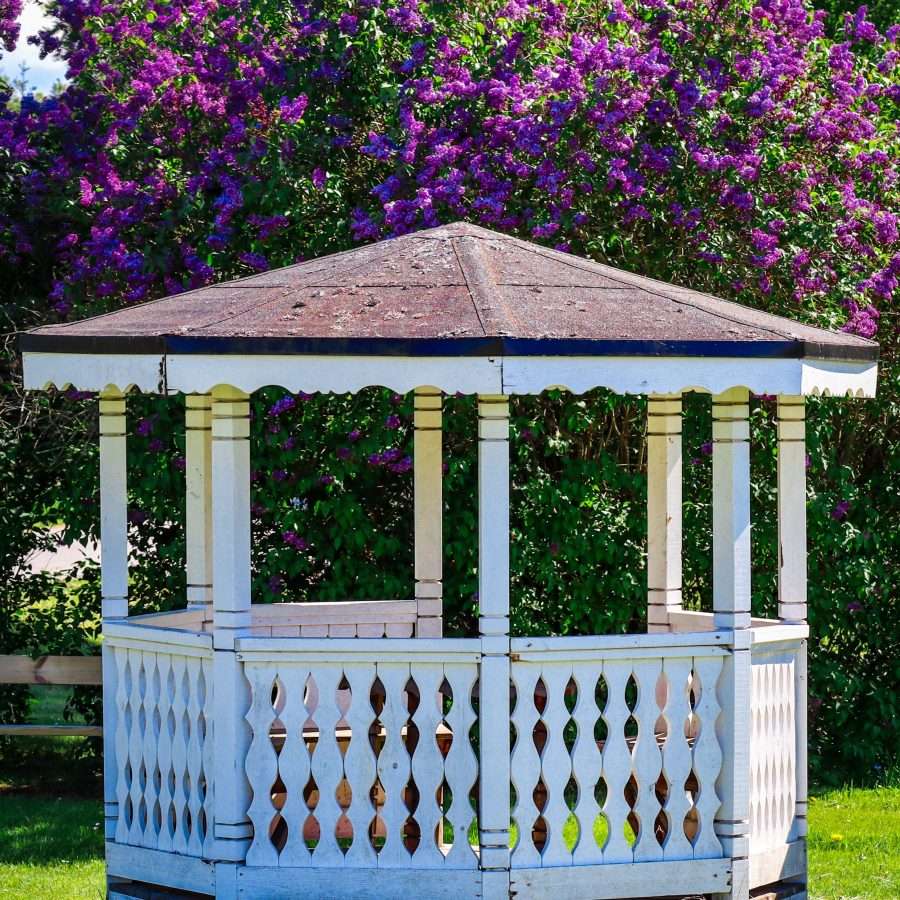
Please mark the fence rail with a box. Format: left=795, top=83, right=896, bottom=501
left=0, top=653, right=102, bottom=737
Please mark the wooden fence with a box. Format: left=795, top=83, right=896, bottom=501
left=0, top=653, right=102, bottom=737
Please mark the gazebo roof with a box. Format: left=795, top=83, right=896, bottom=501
left=20, top=222, right=878, bottom=398
left=22, top=222, right=875, bottom=361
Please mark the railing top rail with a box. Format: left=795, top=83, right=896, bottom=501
left=750, top=621, right=809, bottom=647
left=103, top=620, right=213, bottom=654
left=512, top=631, right=732, bottom=655
left=236, top=635, right=481, bottom=662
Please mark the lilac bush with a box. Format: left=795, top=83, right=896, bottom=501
left=1, top=0, right=898, bottom=781
left=0, top=0, right=896, bottom=339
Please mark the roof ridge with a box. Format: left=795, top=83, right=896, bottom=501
left=453, top=232, right=525, bottom=337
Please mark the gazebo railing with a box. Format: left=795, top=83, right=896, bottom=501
left=238, top=638, right=481, bottom=872
left=104, top=621, right=215, bottom=860
left=101, top=614, right=807, bottom=898
left=508, top=634, right=727, bottom=868
left=748, top=626, right=807, bottom=889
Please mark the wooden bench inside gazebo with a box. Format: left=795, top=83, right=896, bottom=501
left=20, top=222, right=878, bottom=900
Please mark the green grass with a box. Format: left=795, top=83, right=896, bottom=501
left=0, top=795, right=104, bottom=899
left=0, top=783, right=896, bottom=898
left=807, top=785, right=900, bottom=899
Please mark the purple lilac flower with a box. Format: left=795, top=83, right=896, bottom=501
left=268, top=396, right=296, bottom=417
left=832, top=500, right=851, bottom=520
left=282, top=530, right=309, bottom=551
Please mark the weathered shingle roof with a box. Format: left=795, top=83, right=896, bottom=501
left=21, top=222, right=877, bottom=361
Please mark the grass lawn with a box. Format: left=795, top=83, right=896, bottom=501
left=0, top=794, right=104, bottom=899
left=807, top=786, right=900, bottom=899
left=0, top=770, right=897, bottom=898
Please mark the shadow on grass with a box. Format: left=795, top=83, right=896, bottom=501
left=0, top=794, right=104, bottom=865
left=0, top=733, right=102, bottom=795
left=0, top=733, right=104, bottom=865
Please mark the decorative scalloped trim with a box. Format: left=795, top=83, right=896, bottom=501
left=22, top=352, right=877, bottom=398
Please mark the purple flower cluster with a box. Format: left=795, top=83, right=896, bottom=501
left=0, top=0, right=21, bottom=53
left=281, top=530, right=309, bottom=551
left=368, top=447, right=412, bottom=473
left=0, top=0, right=896, bottom=348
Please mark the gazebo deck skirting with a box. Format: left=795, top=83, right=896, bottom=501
left=20, top=224, right=878, bottom=899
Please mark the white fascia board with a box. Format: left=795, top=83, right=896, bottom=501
left=164, top=353, right=504, bottom=396
left=502, top=355, right=878, bottom=398
left=21, top=352, right=166, bottom=393
left=21, top=350, right=877, bottom=398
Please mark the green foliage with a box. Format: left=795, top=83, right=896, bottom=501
left=818, top=0, right=900, bottom=35
left=0, top=0, right=897, bottom=788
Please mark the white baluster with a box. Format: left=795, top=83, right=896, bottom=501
left=244, top=664, right=279, bottom=867
left=539, top=665, right=574, bottom=866
left=442, top=663, right=478, bottom=869
left=410, top=662, right=445, bottom=867
left=374, top=662, right=413, bottom=868
left=661, top=657, right=694, bottom=860
left=170, top=654, right=190, bottom=854
left=308, top=665, right=345, bottom=866
left=200, top=654, right=216, bottom=859
left=155, top=654, right=174, bottom=853
left=139, top=651, right=161, bottom=849
left=570, top=662, right=603, bottom=866
left=693, top=655, right=725, bottom=860
left=127, top=648, right=147, bottom=847
left=185, top=655, right=205, bottom=856
left=114, top=646, right=132, bottom=845
left=631, top=658, right=664, bottom=863
left=600, top=660, right=634, bottom=864
left=509, top=663, right=542, bottom=868
left=342, top=664, right=378, bottom=868
left=278, top=664, right=313, bottom=867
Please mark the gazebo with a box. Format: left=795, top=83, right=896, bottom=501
left=20, top=222, right=877, bottom=900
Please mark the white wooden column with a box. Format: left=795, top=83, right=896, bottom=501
left=778, top=395, right=808, bottom=853
left=712, top=387, right=752, bottom=631
left=99, top=389, right=127, bottom=842
left=414, top=387, right=443, bottom=638
left=777, top=396, right=807, bottom=625
left=712, top=387, right=751, bottom=900
left=210, top=386, right=253, bottom=893
left=477, top=395, right=511, bottom=900
left=185, top=394, right=213, bottom=622
left=646, top=393, right=682, bottom=633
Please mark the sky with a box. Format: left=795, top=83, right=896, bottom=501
left=1, top=2, right=68, bottom=94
